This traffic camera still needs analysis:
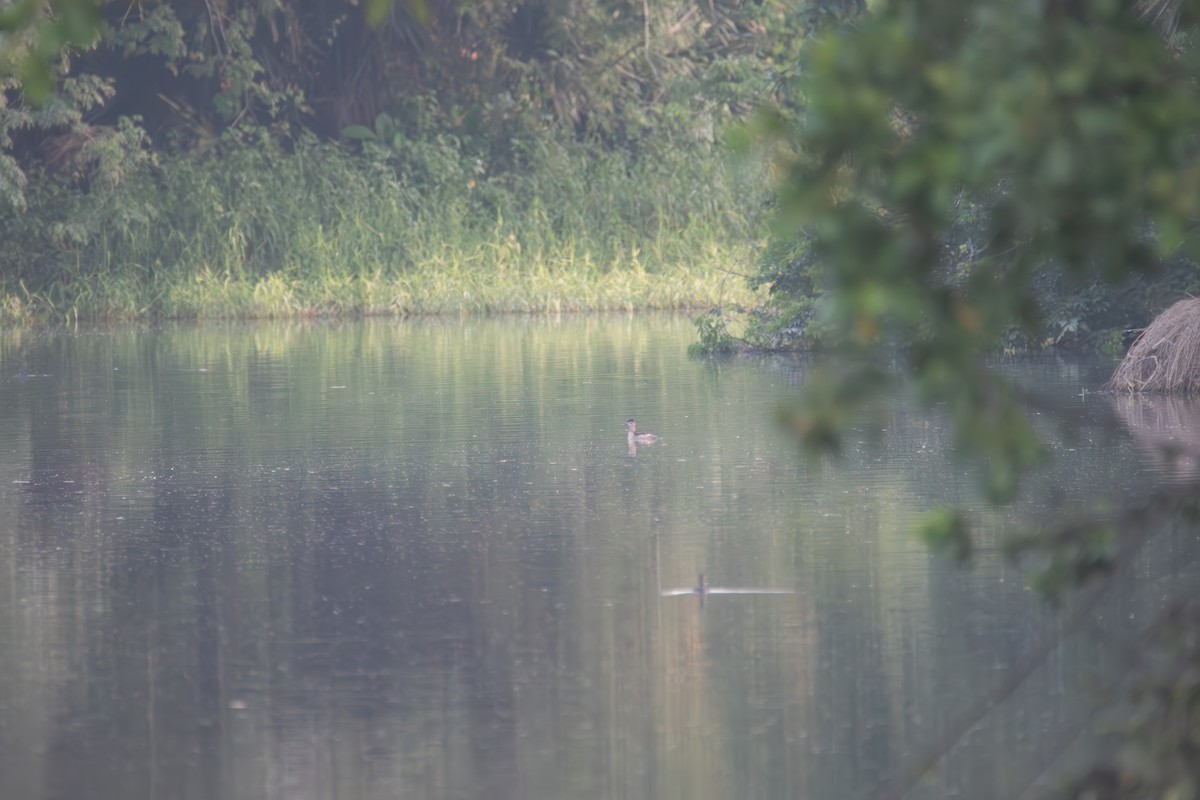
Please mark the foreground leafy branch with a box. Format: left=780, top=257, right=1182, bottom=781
left=775, top=0, right=1200, bottom=515
left=767, top=0, right=1200, bottom=794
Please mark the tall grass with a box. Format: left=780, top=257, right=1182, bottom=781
left=0, top=129, right=768, bottom=323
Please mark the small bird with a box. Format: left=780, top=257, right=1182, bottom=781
left=626, top=418, right=661, bottom=444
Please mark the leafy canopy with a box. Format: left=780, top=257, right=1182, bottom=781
left=770, top=0, right=1200, bottom=504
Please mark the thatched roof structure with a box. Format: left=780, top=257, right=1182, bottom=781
left=1108, top=299, right=1200, bottom=393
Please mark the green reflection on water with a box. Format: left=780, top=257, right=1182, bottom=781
left=0, top=319, right=1182, bottom=800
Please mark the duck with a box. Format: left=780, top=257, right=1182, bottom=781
left=626, top=418, right=660, bottom=444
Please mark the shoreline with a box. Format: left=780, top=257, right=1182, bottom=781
left=0, top=261, right=766, bottom=326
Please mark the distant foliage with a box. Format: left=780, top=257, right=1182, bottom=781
left=0, top=0, right=803, bottom=318
left=0, top=121, right=766, bottom=320
left=0, top=0, right=820, bottom=212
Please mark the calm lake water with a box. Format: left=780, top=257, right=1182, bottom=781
left=1, top=315, right=1198, bottom=800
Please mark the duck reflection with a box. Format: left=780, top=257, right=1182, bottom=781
left=661, top=574, right=794, bottom=607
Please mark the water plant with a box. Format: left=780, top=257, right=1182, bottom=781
left=0, top=126, right=768, bottom=323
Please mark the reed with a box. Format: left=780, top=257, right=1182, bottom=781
left=0, top=132, right=766, bottom=323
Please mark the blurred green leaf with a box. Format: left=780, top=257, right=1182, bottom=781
left=914, top=506, right=972, bottom=563
left=340, top=125, right=378, bottom=141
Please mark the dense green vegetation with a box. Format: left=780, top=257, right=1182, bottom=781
left=691, top=0, right=1200, bottom=356
left=1, top=123, right=767, bottom=321
left=763, top=0, right=1200, bottom=490
left=0, top=0, right=842, bottom=321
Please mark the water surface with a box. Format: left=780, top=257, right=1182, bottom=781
left=0, top=317, right=1197, bottom=800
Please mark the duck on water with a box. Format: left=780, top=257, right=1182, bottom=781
left=626, top=418, right=660, bottom=444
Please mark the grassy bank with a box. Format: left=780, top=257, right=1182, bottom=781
left=0, top=129, right=767, bottom=324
